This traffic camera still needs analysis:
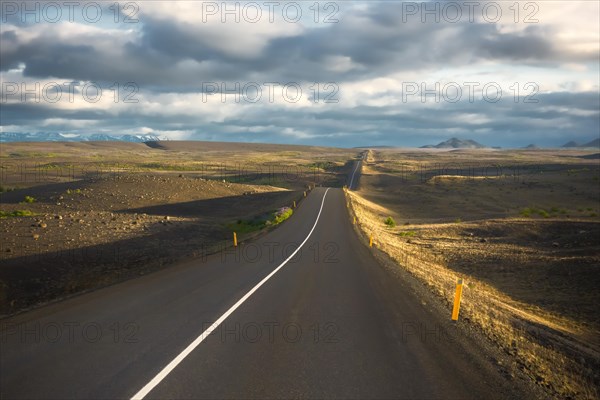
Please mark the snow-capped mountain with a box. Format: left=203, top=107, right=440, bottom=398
left=0, top=132, right=163, bottom=143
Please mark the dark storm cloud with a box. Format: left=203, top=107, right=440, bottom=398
left=1, top=2, right=598, bottom=147
left=2, top=3, right=594, bottom=86
left=0, top=102, right=109, bottom=125
left=3, top=90, right=597, bottom=148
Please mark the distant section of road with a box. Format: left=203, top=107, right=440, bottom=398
left=347, top=152, right=365, bottom=190
left=1, top=187, right=529, bottom=399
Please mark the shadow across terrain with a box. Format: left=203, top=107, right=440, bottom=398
left=0, top=190, right=300, bottom=316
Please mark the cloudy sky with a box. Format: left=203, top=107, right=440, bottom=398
left=1, top=1, right=599, bottom=147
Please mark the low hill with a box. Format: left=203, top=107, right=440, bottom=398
left=561, top=138, right=599, bottom=148
left=420, top=137, right=487, bottom=149
left=582, top=138, right=600, bottom=148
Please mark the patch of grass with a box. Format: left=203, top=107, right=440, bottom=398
left=274, top=151, right=301, bottom=157
left=520, top=207, right=552, bottom=218
left=384, top=216, right=396, bottom=227
left=273, top=207, right=293, bottom=225
left=306, top=161, right=337, bottom=171
left=22, top=195, right=36, bottom=204
left=0, top=185, right=15, bottom=193
left=227, top=207, right=294, bottom=234
left=228, top=219, right=266, bottom=234
left=454, top=218, right=462, bottom=223
left=66, top=188, right=82, bottom=195
left=234, top=176, right=292, bottom=188
left=567, top=167, right=590, bottom=174
left=0, top=209, right=35, bottom=218
left=520, top=208, right=533, bottom=217
left=398, top=231, right=416, bottom=237
left=9, top=152, right=56, bottom=158
left=39, top=163, right=62, bottom=170
left=141, top=162, right=178, bottom=170
left=140, top=162, right=204, bottom=171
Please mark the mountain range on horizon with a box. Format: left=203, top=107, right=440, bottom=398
left=420, top=137, right=599, bottom=149
left=0, top=132, right=598, bottom=149
left=0, top=132, right=163, bottom=143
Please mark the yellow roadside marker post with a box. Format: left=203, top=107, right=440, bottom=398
left=353, top=216, right=356, bottom=225
left=451, top=279, right=463, bottom=321
left=233, top=232, right=238, bottom=247
left=369, top=234, right=373, bottom=247
left=293, top=201, right=296, bottom=208
left=304, top=191, right=306, bottom=197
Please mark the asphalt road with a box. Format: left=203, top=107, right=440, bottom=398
left=347, top=156, right=363, bottom=190
left=1, top=186, right=529, bottom=399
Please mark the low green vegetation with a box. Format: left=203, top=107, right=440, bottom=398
left=228, top=207, right=294, bottom=234
left=229, top=219, right=266, bottom=234
left=66, top=188, right=82, bottom=195
left=141, top=162, right=185, bottom=171
left=274, top=151, right=301, bottom=157
left=39, top=163, right=62, bottom=170
left=520, top=207, right=547, bottom=218
left=398, top=231, right=416, bottom=237
left=384, top=216, right=396, bottom=227
left=140, top=162, right=206, bottom=171
left=537, top=209, right=550, bottom=218
left=567, top=167, right=589, bottom=175
left=0, top=210, right=35, bottom=218
left=0, top=185, right=16, bottom=193
left=273, top=207, right=293, bottom=225
left=520, top=206, right=569, bottom=218
left=306, top=161, right=337, bottom=171
left=9, top=152, right=57, bottom=158
left=22, top=195, right=36, bottom=203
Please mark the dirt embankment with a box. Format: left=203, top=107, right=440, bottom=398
left=344, top=149, right=600, bottom=399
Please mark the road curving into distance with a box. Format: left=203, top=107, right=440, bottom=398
left=1, top=185, right=531, bottom=399
left=347, top=152, right=365, bottom=190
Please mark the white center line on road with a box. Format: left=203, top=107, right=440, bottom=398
left=131, top=188, right=331, bottom=400
left=349, top=160, right=361, bottom=189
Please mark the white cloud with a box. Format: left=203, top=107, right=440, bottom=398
left=324, top=55, right=364, bottom=73
left=139, top=1, right=304, bottom=59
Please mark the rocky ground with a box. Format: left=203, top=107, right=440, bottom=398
left=0, top=141, right=358, bottom=316
left=0, top=173, right=302, bottom=315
